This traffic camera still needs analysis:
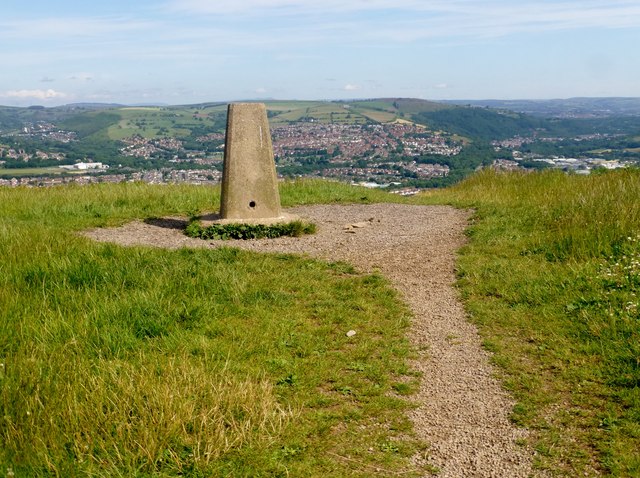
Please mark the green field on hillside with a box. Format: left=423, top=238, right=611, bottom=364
left=348, top=100, right=397, bottom=112
left=107, top=108, right=189, bottom=140
left=0, top=167, right=66, bottom=177
left=349, top=106, right=398, bottom=123
left=265, top=101, right=325, bottom=112
left=269, top=103, right=371, bottom=124
left=348, top=99, right=449, bottom=115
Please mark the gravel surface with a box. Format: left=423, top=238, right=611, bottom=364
left=83, top=203, right=538, bottom=477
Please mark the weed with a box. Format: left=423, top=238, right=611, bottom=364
left=185, top=220, right=316, bottom=240
left=391, top=383, right=414, bottom=396
left=379, top=441, right=400, bottom=453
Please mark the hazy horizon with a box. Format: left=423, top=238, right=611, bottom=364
left=4, top=95, right=640, bottom=110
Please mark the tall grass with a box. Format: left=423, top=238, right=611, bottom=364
left=424, top=169, right=640, bottom=476
left=0, top=181, right=421, bottom=476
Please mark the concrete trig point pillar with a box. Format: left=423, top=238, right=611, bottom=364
left=220, top=103, right=283, bottom=221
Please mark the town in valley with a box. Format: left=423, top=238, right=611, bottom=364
left=1, top=98, right=639, bottom=191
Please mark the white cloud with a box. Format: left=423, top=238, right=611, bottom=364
left=0, top=16, right=155, bottom=39
left=2, top=89, right=68, bottom=100
left=344, top=84, right=361, bottom=91
left=165, top=0, right=640, bottom=35
left=255, top=87, right=267, bottom=94
left=2, top=1, right=638, bottom=62
left=167, top=0, right=457, bottom=15
left=433, top=83, right=449, bottom=89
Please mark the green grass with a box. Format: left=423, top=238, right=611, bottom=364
left=7, top=170, right=637, bottom=476
left=0, top=180, right=423, bottom=477
left=423, top=169, right=640, bottom=477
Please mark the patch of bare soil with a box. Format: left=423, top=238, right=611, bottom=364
left=83, top=204, right=538, bottom=477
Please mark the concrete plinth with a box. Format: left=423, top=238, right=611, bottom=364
left=220, top=103, right=282, bottom=221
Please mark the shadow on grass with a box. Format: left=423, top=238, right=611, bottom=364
left=144, top=217, right=189, bottom=230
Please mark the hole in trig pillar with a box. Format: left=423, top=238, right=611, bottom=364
left=249, top=201, right=256, bottom=208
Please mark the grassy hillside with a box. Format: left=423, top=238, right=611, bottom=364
left=269, top=103, right=369, bottom=125
left=0, top=105, right=119, bottom=134
left=0, top=181, right=424, bottom=477
left=414, top=106, right=546, bottom=140
left=2, top=99, right=454, bottom=139
left=71, top=98, right=464, bottom=138
left=443, top=97, right=640, bottom=117
left=424, top=169, right=640, bottom=476
left=2, top=164, right=640, bottom=476
left=57, top=106, right=227, bottom=142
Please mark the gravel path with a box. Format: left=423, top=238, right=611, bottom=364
left=83, top=203, right=536, bottom=477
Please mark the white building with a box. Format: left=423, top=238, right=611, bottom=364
left=60, top=162, right=108, bottom=171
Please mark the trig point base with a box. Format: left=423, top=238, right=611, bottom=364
left=219, top=103, right=284, bottom=222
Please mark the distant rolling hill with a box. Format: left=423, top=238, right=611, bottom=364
left=2, top=98, right=639, bottom=145
left=2, top=98, right=457, bottom=140
left=50, top=98, right=544, bottom=140
left=442, top=97, right=640, bottom=118
left=413, top=107, right=547, bottom=141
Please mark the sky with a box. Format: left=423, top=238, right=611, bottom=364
left=1, top=0, right=639, bottom=106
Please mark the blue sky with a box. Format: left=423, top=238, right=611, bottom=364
left=1, top=0, right=639, bottom=106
